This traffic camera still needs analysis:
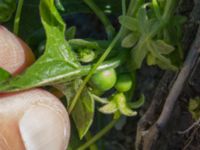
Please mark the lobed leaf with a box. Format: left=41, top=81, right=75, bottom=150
left=119, top=16, right=139, bottom=32
left=121, top=33, right=139, bottom=48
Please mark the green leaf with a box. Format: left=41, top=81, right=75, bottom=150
left=137, top=4, right=148, bottom=33
left=99, top=100, right=118, bottom=114
left=152, top=0, right=161, bottom=19
left=54, top=80, right=81, bottom=106
left=147, top=53, right=156, bottom=65
left=55, top=79, right=94, bottom=139
left=68, top=39, right=101, bottom=50
left=148, top=41, right=177, bottom=70
left=118, top=16, right=139, bottom=32
left=153, top=40, right=175, bottom=54
left=65, top=26, right=76, bottom=40
left=0, top=55, right=122, bottom=92
left=188, top=97, right=200, bottom=121
left=189, top=99, right=199, bottom=111
left=67, top=123, right=84, bottom=150
left=55, top=0, right=65, bottom=12
left=0, top=0, right=80, bottom=92
left=131, top=39, right=148, bottom=69
left=72, top=86, right=94, bottom=139
left=121, top=33, right=139, bottom=48
left=129, top=95, right=145, bottom=109
left=0, top=0, right=16, bottom=22
left=116, top=93, right=137, bottom=117
left=0, top=68, right=11, bottom=83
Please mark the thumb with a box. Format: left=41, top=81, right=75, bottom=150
left=0, top=26, right=71, bottom=150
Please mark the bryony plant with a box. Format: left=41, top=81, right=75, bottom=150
left=0, top=0, right=185, bottom=149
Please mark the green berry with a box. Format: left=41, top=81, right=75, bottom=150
left=90, top=68, right=117, bottom=92
left=115, top=73, right=133, bottom=92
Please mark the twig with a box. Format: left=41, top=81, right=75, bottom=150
left=142, top=26, right=200, bottom=150
left=178, top=117, right=200, bottom=134
left=135, top=71, right=175, bottom=150
left=182, top=126, right=200, bottom=150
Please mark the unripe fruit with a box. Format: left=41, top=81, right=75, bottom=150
left=90, top=68, right=117, bottom=92
left=115, top=73, right=133, bottom=92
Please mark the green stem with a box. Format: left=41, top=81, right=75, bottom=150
left=162, top=0, right=176, bottom=21
left=13, top=0, right=24, bottom=35
left=77, top=118, right=119, bottom=150
left=122, top=0, right=126, bottom=16
left=68, top=29, right=123, bottom=114
left=92, top=94, right=108, bottom=104
left=127, top=0, right=144, bottom=16
left=85, top=132, right=98, bottom=150
left=83, top=0, right=115, bottom=39
left=148, top=0, right=178, bottom=38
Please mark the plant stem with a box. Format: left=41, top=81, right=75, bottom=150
left=77, top=118, right=119, bottom=150
left=162, top=0, right=176, bottom=21
left=127, top=0, right=144, bottom=16
left=148, top=0, right=178, bottom=38
left=13, top=0, right=24, bottom=35
left=68, top=29, right=123, bottom=114
left=83, top=0, right=115, bottom=39
left=85, top=132, right=98, bottom=150
left=92, top=94, right=108, bottom=104
left=122, top=0, right=126, bottom=16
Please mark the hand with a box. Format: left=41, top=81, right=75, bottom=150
left=0, top=26, right=70, bottom=150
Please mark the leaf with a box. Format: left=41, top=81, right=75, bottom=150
left=68, top=39, right=101, bottom=50
left=55, top=0, right=65, bottom=12
left=67, top=122, right=84, bottom=150
left=0, top=54, right=122, bottom=92
left=152, top=0, right=161, bottom=19
left=153, top=40, right=175, bottom=55
left=147, top=53, right=156, bottom=65
left=0, top=0, right=16, bottom=22
left=54, top=80, right=81, bottom=106
left=118, top=16, right=139, bottom=32
left=189, top=99, right=199, bottom=111
left=99, top=100, right=118, bottom=114
left=65, top=26, right=76, bottom=40
left=0, top=68, right=11, bottom=83
left=131, top=39, right=148, bottom=69
left=148, top=41, right=177, bottom=70
left=121, top=33, right=139, bottom=48
left=115, top=93, right=137, bottom=117
left=72, top=86, right=95, bottom=139
left=129, top=95, right=145, bottom=109
left=137, top=4, right=148, bottom=34
left=0, top=0, right=80, bottom=92
left=188, top=97, right=200, bottom=121
left=147, top=18, right=160, bottom=34
left=56, top=79, right=94, bottom=139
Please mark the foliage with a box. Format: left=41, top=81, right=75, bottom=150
left=0, top=0, right=16, bottom=22
left=189, top=97, right=200, bottom=121
left=0, top=0, right=185, bottom=149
